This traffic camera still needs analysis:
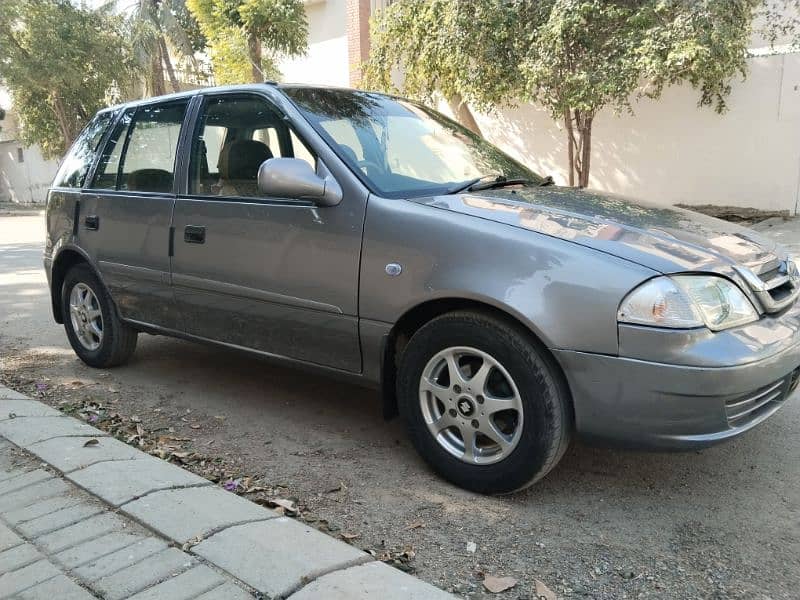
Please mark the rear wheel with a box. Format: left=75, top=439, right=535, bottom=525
left=62, top=264, right=137, bottom=368
left=397, top=311, right=571, bottom=494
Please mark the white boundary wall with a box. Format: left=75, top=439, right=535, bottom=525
left=280, top=1, right=800, bottom=215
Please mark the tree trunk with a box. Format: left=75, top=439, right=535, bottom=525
left=50, top=93, right=74, bottom=153
left=563, top=108, right=575, bottom=187
left=248, top=32, right=263, bottom=82
left=564, top=108, right=594, bottom=188
left=159, top=36, right=180, bottom=93
left=446, top=93, right=482, bottom=137
left=150, top=47, right=166, bottom=96
left=579, top=117, right=593, bottom=188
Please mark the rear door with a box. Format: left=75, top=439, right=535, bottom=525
left=170, top=92, right=365, bottom=372
left=79, top=99, right=190, bottom=329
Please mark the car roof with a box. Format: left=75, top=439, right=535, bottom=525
left=99, top=83, right=390, bottom=114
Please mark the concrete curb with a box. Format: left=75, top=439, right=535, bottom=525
left=0, top=384, right=456, bottom=599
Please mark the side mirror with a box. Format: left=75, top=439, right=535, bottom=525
left=257, top=158, right=342, bottom=207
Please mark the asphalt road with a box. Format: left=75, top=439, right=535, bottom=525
left=1, top=211, right=798, bottom=599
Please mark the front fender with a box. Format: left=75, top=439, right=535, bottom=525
left=359, top=196, right=656, bottom=356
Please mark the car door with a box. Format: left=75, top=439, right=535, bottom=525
left=79, top=99, right=190, bottom=329
left=170, top=92, right=365, bottom=372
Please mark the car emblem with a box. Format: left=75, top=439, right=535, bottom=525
left=385, top=263, right=402, bottom=277
left=457, top=398, right=475, bottom=417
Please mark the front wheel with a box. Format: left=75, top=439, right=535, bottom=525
left=397, top=311, right=571, bottom=494
left=62, top=264, right=137, bottom=368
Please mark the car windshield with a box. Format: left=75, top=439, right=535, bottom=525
left=283, top=87, right=543, bottom=198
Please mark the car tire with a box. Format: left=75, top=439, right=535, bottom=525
left=62, top=264, right=137, bottom=368
left=396, top=310, right=571, bottom=494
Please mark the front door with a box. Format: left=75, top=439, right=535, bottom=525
left=170, top=93, right=365, bottom=372
left=79, top=100, right=189, bottom=329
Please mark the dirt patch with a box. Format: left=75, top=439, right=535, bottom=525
left=676, top=203, right=790, bottom=225
left=2, top=338, right=798, bottom=600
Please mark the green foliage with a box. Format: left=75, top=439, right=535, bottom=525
left=761, top=0, right=800, bottom=48
left=363, top=0, right=542, bottom=112
left=187, top=0, right=307, bottom=83
left=366, top=0, right=782, bottom=187
left=130, top=0, right=207, bottom=95
left=0, top=0, right=138, bottom=159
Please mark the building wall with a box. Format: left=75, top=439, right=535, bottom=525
left=471, top=51, right=800, bottom=215
left=281, top=1, right=800, bottom=215
left=0, top=88, right=59, bottom=205
left=278, top=0, right=349, bottom=86
left=0, top=141, right=58, bottom=204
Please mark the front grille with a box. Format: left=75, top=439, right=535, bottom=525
left=735, top=256, right=799, bottom=314
left=790, top=368, right=800, bottom=395
left=725, top=377, right=791, bottom=427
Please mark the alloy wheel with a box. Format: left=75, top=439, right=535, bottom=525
left=418, top=346, right=524, bottom=465
left=69, top=282, right=104, bottom=351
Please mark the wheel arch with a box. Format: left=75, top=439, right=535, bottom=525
left=380, top=297, right=574, bottom=424
left=50, top=248, right=107, bottom=324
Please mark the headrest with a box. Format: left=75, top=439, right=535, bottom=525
left=218, top=139, right=273, bottom=180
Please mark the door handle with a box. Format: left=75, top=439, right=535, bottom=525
left=84, top=215, right=99, bottom=230
left=184, top=225, right=206, bottom=244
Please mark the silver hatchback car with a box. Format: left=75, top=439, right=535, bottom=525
left=45, top=84, right=800, bottom=493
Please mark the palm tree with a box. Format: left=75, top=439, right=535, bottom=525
left=130, top=0, right=201, bottom=95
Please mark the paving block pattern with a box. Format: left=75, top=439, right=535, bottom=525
left=67, top=455, right=211, bottom=507
left=122, top=485, right=276, bottom=544
left=0, top=447, right=253, bottom=600
left=194, top=518, right=371, bottom=598
left=16, top=575, right=96, bottom=600
left=0, top=415, right=107, bottom=448
left=27, top=435, right=143, bottom=473
left=0, top=399, right=62, bottom=420
left=0, top=385, right=457, bottom=600
left=287, top=561, right=457, bottom=599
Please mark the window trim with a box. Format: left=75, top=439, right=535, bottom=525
left=49, top=108, right=119, bottom=192
left=82, top=108, right=122, bottom=191
left=183, top=91, right=319, bottom=204
left=85, top=99, right=191, bottom=196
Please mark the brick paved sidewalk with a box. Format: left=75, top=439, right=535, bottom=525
left=0, top=443, right=252, bottom=599
left=0, top=385, right=454, bottom=599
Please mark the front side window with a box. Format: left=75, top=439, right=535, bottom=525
left=92, top=101, right=188, bottom=193
left=189, top=95, right=315, bottom=198
left=284, top=88, right=543, bottom=198
left=53, top=111, right=115, bottom=188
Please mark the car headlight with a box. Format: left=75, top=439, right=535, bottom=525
left=618, top=275, right=759, bottom=331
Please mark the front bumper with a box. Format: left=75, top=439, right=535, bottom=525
left=553, top=332, right=800, bottom=450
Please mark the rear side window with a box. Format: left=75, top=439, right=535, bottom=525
left=53, top=111, right=115, bottom=188
left=92, top=101, right=188, bottom=193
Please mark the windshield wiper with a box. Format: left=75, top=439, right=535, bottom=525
left=445, top=174, right=498, bottom=194
left=446, top=174, right=530, bottom=194
left=469, top=177, right=533, bottom=192
left=446, top=173, right=553, bottom=194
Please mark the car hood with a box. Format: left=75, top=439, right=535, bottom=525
left=410, top=186, right=784, bottom=274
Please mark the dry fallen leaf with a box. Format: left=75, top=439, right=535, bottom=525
left=340, top=532, right=360, bottom=541
left=534, top=579, right=557, bottom=600
left=269, top=498, right=298, bottom=515
left=405, top=520, right=425, bottom=530
left=83, top=438, right=100, bottom=447
left=483, top=575, right=518, bottom=594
